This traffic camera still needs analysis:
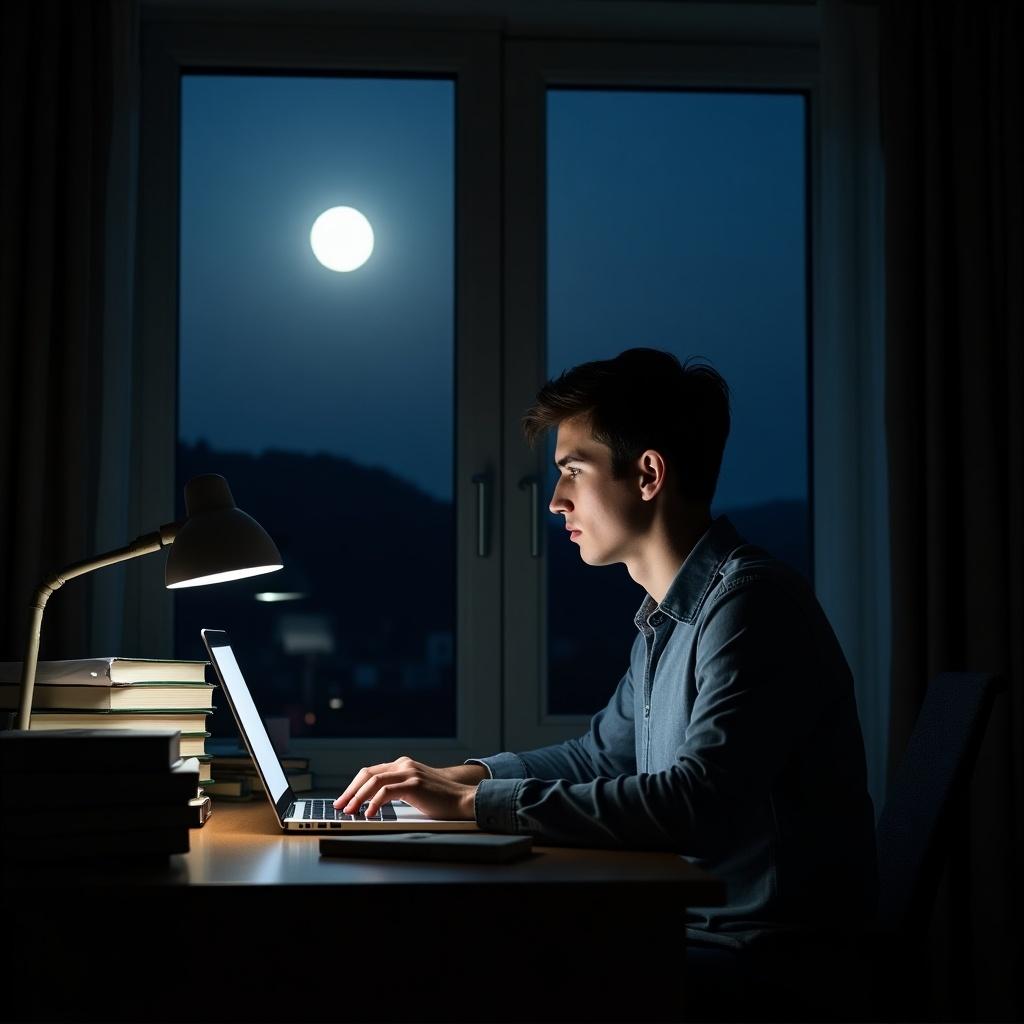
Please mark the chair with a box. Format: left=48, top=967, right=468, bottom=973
left=870, top=670, right=1004, bottom=1021
left=712, top=671, right=1004, bottom=1024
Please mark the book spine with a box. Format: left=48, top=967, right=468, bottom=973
left=0, top=732, right=181, bottom=773
left=0, top=827, right=191, bottom=861
left=0, top=658, right=208, bottom=686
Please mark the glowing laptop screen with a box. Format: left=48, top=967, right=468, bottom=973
left=204, top=637, right=290, bottom=806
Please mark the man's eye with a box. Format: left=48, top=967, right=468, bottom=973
left=567, top=467, right=581, bottom=479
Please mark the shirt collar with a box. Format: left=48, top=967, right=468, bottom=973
left=634, top=515, right=744, bottom=628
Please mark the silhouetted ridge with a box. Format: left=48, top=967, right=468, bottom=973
left=175, top=441, right=456, bottom=738
left=175, top=443, right=809, bottom=729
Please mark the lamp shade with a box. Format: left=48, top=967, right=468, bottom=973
left=165, top=474, right=283, bottom=589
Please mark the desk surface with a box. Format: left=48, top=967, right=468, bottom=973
left=174, top=799, right=727, bottom=894
left=1, top=799, right=726, bottom=897
left=3, top=801, right=724, bottom=1022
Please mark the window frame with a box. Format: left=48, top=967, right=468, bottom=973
left=129, top=4, right=888, bottom=804
left=132, top=21, right=503, bottom=780
left=500, top=16, right=889, bottom=812
left=503, top=39, right=819, bottom=751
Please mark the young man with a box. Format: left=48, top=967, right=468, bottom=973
left=335, top=348, right=877, bottom=955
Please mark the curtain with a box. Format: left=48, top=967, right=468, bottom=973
left=0, top=1, right=117, bottom=665
left=881, top=0, right=1023, bottom=1019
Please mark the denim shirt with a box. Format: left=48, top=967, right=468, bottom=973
left=472, top=516, right=877, bottom=942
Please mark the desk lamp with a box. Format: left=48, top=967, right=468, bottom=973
left=15, top=474, right=282, bottom=730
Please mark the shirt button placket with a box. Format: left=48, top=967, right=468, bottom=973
left=644, top=611, right=664, bottom=721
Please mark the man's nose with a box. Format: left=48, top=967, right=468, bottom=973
left=549, top=482, right=571, bottom=515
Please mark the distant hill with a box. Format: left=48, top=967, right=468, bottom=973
left=177, top=440, right=455, bottom=643
left=176, top=442, right=809, bottom=728
left=175, top=442, right=456, bottom=738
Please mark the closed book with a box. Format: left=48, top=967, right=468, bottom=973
left=0, top=826, right=190, bottom=862
left=276, top=770, right=313, bottom=793
left=0, top=728, right=181, bottom=773
left=0, top=658, right=208, bottom=685
left=0, top=756, right=200, bottom=808
left=189, top=794, right=213, bottom=826
left=251, top=769, right=311, bottom=792
left=214, top=768, right=312, bottom=793
left=25, top=710, right=212, bottom=732
left=0, top=682, right=215, bottom=711
left=3, top=801, right=200, bottom=837
left=180, top=733, right=210, bottom=758
left=204, top=777, right=254, bottom=799
left=3, top=716, right=210, bottom=754
left=211, top=753, right=309, bottom=772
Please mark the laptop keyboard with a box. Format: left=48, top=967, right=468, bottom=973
left=295, top=799, right=398, bottom=822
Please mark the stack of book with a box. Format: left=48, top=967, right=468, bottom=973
left=207, top=750, right=312, bottom=800
left=0, top=729, right=201, bottom=862
left=0, top=657, right=215, bottom=821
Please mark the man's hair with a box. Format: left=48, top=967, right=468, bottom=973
left=523, top=348, right=731, bottom=504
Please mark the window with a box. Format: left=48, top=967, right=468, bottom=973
left=176, top=74, right=457, bottom=740
left=136, top=25, right=502, bottom=776
left=134, top=11, right=886, bottom=798
left=545, top=88, right=809, bottom=716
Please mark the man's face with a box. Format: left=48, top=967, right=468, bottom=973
left=549, top=416, right=647, bottom=566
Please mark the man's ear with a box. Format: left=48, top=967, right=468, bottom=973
left=638, top=450, right=667, bottom=502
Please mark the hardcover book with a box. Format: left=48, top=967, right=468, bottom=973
left=210, top=753, right=309, bottom=772
left=204, top=777, right=254, bottom=799
left=209, top=767, right=312, bottom=793
left=24, top=710, right=212, bottom=732
left=0, top=757, right=201, bottom=808
left=247, top=769, right=313, bottom=793
left=189, top=794, right=213, bottom=826
left=3, top=801, right=202, bottom=837
left=179, top=733, right=211, bottom=758
left=0, top=682, right=215, bottom=711
left=0, top=658, right=208, bottom=686
left=0, top=728, right=182, bottom=773
left=0, top=826, right=191, bottom=862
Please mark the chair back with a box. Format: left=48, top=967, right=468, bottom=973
left=875, top=671, right=1003, bottom=935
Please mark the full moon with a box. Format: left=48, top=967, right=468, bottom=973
left=310, top=206, right=374, bottom=272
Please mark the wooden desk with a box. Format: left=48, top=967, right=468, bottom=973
left=3, top=800, right=724, bottom=1023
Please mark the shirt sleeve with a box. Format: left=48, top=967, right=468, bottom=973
left=473, top=660, right=638, bottom=828
left=462, top=757, right=494, bottom=778
left=474, top=579, right=831, bottom=852
left=473, top=658, right=637, bottom=783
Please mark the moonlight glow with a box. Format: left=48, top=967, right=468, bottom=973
left=310, top=206, right=374, bottom=272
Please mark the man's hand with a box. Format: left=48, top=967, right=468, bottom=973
left=333, top=758, right=487, bottom=820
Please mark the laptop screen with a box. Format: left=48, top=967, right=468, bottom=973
left=203, top=633, right=291, bottom=807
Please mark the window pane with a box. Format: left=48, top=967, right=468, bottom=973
left=176, top=75, right=456, bottom=739
left=546, top=89, right=809, bottom=716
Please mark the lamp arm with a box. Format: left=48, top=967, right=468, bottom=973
left=14, top=522, right=180, bottom=731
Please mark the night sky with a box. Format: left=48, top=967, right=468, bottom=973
left=547, top=89, right=806, bottom=511
left=179, top=76, right=806, bottom=510
left=179, top=75, right=455, bottom=499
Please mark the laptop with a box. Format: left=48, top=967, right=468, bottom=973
left=201, top=629, right=480, bottom=833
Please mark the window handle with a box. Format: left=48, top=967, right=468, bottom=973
left=518, top=475, right=541, bottom=558
left=471, top=473, right=489, bottom=558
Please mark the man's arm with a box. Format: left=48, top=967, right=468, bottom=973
left=334, top=659, right=638, bottom=818
left=472, top=659, right=638, bottom=783
left=473, top=580, right=831, bottom=850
